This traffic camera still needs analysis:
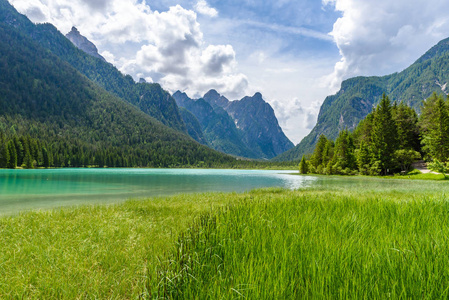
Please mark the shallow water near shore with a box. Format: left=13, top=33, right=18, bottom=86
left=0, top=168, right=312, bottom=214
left=1, top=168, right=448, bottom=215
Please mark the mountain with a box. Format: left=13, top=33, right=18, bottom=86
left=0, top=1, right=186, bottom=133
left=203, top=90, right=294, bottom=159
left=178, top=107, right=209, bottom=145
left=0, top=1, right=235, bottom=167
left=274, top=37, right=449, bottom=161
left=173, top=91, right=256, bottom=158
left=66, top=26, right=105, bottom=61
left=174, top=90, right=294, bottom=159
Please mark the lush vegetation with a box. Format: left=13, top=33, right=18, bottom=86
left=0, top=21, right=248, bottom=168
left=300, top=93, right=449, bottom=175
left=0, top=0, right=187, bottom=133
left=275, top=37, right=449, bottom=161
left=2, top=181, right=449, bottom=298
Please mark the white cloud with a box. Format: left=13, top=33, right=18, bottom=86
left=324, top=0, right=449, bottom=90
left=117, top=5, right=248, bottom=99
left=194, top=0, right=218, bottom=18
left=9, top=0, right=248, bottom=100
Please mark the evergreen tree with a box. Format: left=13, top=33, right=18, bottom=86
left=299, top=155, right=308, bottom=174
left=356, top=141, right=371, bottom=175
left=370, top=94, right=399, bottom=174
left=419, top=93, right=449, bottom=161
left=24, top=147, right=34, bottom=169
left=13, top=136, right=24, bottom=167
left=333, top=129, right=356, bottom=173
left=311, top=135, right=329, bottom=170
left=0, top=143, right=10, bottom=168
left=42, top=147, right=50, bottom=168
left=392, top=102, right=420, bottom=151
left=322, top=139, right=335, bottom=168
left=7, top=141, right=17, bottom=169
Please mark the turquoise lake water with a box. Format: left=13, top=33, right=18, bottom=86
left=0, top=168, right=315, bottom=214
left=1, top=168, right=448, bottom=215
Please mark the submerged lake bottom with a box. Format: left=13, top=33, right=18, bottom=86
left=1, top=168, right=448, bottom=215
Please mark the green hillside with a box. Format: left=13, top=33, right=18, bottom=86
left=0, top=0, right=186, bottom=133
left=274, top=37, right=449, bottom=161
left=0, top=19, right=234, bottom=168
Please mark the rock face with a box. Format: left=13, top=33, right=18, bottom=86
left=173, top=91, right=256, bottom=158
left=274, top=36, right=449, bottom=161
left=174, top=90, right=294, bottom=159
left=66, top=27, right=105, bottom=61
left=224, top=93, right=294, bottom=159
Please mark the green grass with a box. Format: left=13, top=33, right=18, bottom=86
left=159, top=189, right=449, bottom=299
left=381, top=169, right=448, bottom=180
left=2, top=182, right=449, bottom=298
left=0, top=193, right=234, bottom=298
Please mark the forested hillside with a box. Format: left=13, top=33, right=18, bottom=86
left=0, top=0, right=186, bottom=133
left=275, top=37, right=449, bottom=161
left=299, top=93, right=448, bottom=176
left=0, top=18, right=236, bottom=168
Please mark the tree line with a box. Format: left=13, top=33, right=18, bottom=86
left=299, top=93, right=448, bottom=175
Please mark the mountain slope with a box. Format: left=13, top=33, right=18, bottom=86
left=203, top=90, right=294, bottom=159
left=178, top=107, right=209, bottom=145
left=274, top=37, right=449, bottom=161
left=173, top=91, right=256, bottom=158
left=0, top=0, right=186, bottom=133
left=0, top=13, right=234, bottom=167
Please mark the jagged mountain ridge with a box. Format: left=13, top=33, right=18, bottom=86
left=203, top=90, right=294, bottom=159
left=174, top=90, right=294, bottom=159
left=173, top=91, right=256, bottom=158
left=274, top=36, right=449, bottom=161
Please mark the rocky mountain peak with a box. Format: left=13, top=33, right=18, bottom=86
left=66, top=27, right=105, bottom=61
left=203, top=89, right=230, bottom=108
left=253, top=92, right=263, bottom=99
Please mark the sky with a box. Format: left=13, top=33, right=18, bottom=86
left=8, top=0, right=449, bottom=144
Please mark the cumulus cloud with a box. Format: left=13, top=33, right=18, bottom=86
left=324, top=0, right=449, bottom=90
left=194, top=0, right=218, bottom=17
left=9, top=0, right=248, bottom=99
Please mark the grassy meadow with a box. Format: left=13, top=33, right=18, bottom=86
left=1, top=177, right=449, bottom=298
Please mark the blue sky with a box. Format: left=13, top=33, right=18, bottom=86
left=9, top=0, right=449, bottom=143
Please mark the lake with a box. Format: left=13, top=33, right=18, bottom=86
left=1, top=168, right=448, bottom=215
left=0, top=168, right=314, bottom=215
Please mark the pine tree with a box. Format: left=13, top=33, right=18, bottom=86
left=420, top=94, right=449, bottom=161
left=42, top=147, right=50, bottom=168
left=24, top=148, right=34, bottom=169
left=356, top=141, right=371, bottom=175
left=311, top=135, right=328, bottom=169
left=13, top=135, right=24, bottom=167
left=392, top=102, right=420, bottom=151
left=370, top=94, right=398, bottom=174
left=299, top=155, right=308, bottom=174
left=7, top=141, right=17, bottom=169
left=0, top=143, right=10, bottom=168
left=333, top=129, right=356, bottom=172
